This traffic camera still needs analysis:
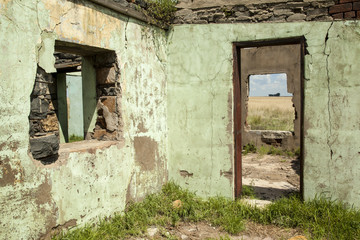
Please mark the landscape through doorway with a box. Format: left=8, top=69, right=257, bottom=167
left=233, top=38, right=305, bottom=201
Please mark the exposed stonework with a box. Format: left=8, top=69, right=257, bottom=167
left=93, top=52, right=123, bottom=141
left=29, top=67, right=60, bottom=162
left=173, top=0, right=335, bottom=24
left=245, top=130, right=296, bottom=150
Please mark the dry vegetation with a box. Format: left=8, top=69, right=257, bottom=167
left=247, top=97, right=295, bottom=131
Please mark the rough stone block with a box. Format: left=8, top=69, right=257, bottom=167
left=287, top=13, right=306, bottom=21
left=92, top=129, right=116, bottom=140
left=31, top=98, right=49, bottom=114
left=93, top=129, right=107, bottom=139
left=273, top=9, right=293, bottom=16
left=306, top=8, right=328, bottom=17
left=30, top=134, right=59, bottom=159
left=175, top=9, right=193, bottom=17
left=95, top=52, right=117, bottom=67
left=32, top=82, right=48, bottom=96
left=100, top=96, right=116, bottom=113
left=97, top=86, right=119, bottom=96
left=41, top=114, right=59, bottom=132
left=29, top=120, right=41, bottom=137
left=36, top=67, right=54, bottom=83
left=329, top=3, right=352, bottom=14
left=96, top=67, right=117, bottom=84
left=96, top=116, right=106, bottom=129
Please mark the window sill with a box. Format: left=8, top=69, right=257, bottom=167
left=59, top=139, right=123, bottom=155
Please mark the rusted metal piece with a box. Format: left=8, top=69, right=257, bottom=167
left=233, top=43, right=242, bottom=198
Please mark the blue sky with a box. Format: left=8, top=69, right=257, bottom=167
left=249, top=73, right=292, bottom=97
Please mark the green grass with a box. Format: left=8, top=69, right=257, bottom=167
left=68, top=134, right=84, bottom=143
left=242, top=142, right=257, bottom=155
left=53, top=183, right=360, bottom=240
left=241, top=185, right=256, bottom=199
left=243, top=143, right=300, bottom=158
left=145, top=0, right=177, bottom=23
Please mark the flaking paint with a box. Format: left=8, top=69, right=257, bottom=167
left=0, top=0, right=167, bottom=239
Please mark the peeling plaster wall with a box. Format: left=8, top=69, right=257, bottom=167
left=0, top=0, right=167, bottom=239
left=167, top=22, right=360, bottom=205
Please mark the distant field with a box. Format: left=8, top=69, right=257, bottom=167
left=247, top=97, right=295, bottom=131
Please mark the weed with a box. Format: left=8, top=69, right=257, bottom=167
left=241, top=185, right=256, bottom=199
left=258, top=145, right=299, bottom=158
left=243, top=143, right=257, bottom=155
left=68, top=134, right=83, bottom=143
left=145, top=0, right=177, bottom=24
left=53, top=183, right=360, bottom=240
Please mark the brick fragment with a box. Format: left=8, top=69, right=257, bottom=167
left=357, top=11, right=360, bottom=18
left=332, top=13, right=344, bottom=19
left=339, top=0, right=356, bottom=3
left=344, top=11, right=356, bottom=18
left=353, top=2, right=360, bottom=10
left=329, top=3, right=353, bottom=14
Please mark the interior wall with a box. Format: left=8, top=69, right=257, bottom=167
left=0, top=0, right=168, bottom=239
left=167, top=22, right=360, bottom=206
left=240, top=44, right=302, bottom=150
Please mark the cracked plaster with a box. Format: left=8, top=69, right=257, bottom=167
left=167, top=22, right=360, bottom=206
left=0, top=0, right=360, bottom=239
left=0, top=0, right=168, bottom=239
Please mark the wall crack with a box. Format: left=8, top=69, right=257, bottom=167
left=124, top=17, right=130, bottom=49
left=324, top=21, right=334, bottom=184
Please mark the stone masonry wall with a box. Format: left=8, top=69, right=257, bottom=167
left=28, top=67, right=60, bottom=162
left=174, top=0, right=337, bottom=24
left=93, top=52, right=123, bottom=141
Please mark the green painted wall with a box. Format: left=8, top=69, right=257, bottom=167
left=57, top=73, right=68, bottom=143
left=0, top=0, right=168, bottom=239
left=66, top=73, right=84, bottom=139
left=167, top=22, right=360, bottom=205
left=82, top=57, right=98, bottom=138
left=0, top=0, right=360, bottom=238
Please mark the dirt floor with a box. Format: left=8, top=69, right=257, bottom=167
left=242, top=153, right=300, bottom=201
left=132, top=153, right=302, bottom=240
left=140, top=221, right=303, bottom=240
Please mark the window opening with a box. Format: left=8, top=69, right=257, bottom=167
left=29, top=41, right=121, bottom=163
left=246, top=73, right=295, bottom=132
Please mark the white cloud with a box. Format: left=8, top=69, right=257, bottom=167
left=249, top=73, right=291, bottom=97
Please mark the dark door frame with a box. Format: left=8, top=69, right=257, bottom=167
left=232, top=37, right=306, bottom=199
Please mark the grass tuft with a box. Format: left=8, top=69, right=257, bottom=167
left=241, top=185, right=256, bottom=199
left=68, top=134, right=84, bottom=143
left=53, top=183, right=360, bottom=240
left=145, top=0, right=177, bottom=24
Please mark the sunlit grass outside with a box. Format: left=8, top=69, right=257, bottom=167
left=247, top=97, right=294, bottom=131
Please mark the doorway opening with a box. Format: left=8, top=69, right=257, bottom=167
left=233, top=38, right=305, bottom=201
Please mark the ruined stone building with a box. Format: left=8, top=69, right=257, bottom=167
left=0, top=0, right=359, bottom=239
